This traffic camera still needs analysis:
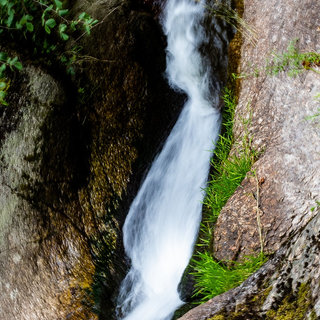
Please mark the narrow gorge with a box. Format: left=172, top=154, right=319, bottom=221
left=0, top=0, right=319, bottom=320
left=116, top=0, right=224, bottom=319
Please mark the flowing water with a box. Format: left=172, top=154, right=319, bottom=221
left=116, top=0, right=222, bottom=319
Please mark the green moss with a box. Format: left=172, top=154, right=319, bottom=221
left=228, top=0, right=244, bottom=100
left=208, top=315, right=225, bottom=320
left=310, top=310, right=317, bottom=320
left=266, top=283, right=315, bottom=320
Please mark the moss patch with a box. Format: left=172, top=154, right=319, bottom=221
left=209, top=315, right=225, bottom=320
left=228, top=0, right=244, bottom=100
left=207, top=283, right=317, bottom=320
left=266, top=283, right=316, bottom=320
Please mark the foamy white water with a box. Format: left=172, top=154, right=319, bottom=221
left=116, top=0, right=221, bottom=319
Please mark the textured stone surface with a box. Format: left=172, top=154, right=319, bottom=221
left=213, top=0, right=320, bottom=261
left=179, top=206, right=320, bottom=319
left=178, top=0, right=320, bottom=319
left=0, top=0, right=182, bottom=319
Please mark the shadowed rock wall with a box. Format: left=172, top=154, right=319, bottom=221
left=0, top=0, right=183, bottom=319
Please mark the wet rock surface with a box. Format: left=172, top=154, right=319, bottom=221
left=0, top=0, right=182, bottom=319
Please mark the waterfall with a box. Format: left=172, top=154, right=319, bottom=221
left=116, top=0, right=222, bottom=319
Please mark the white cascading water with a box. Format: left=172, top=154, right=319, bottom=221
left=116, top=0, right=221, bottom=319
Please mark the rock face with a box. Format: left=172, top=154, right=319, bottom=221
left=0, top=0, right=182, bottom=319
left=214, top=0, right=320, bottom=262
left=179, top=208, right=320, bottom=319
left=179, top=0, right=320, bottom=319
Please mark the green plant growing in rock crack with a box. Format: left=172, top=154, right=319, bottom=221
left=310, top=201, right=320, bottom=212
left=191, top=87, right=267, bottom=304
left=266, top=39, right=320, bottom=77
left=0, top=0, right=98, bottom=104
left=192, top=251, right=266, bottom=302
left=236, top=39, right=320, bottom=80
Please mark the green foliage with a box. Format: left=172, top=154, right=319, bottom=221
left=310, top=200, right=320, bottom=212
left=236, top=39, right=320, bottom=80
left=266, top=39, right=320, bottom=77
left=0, top=77, right=9, bottom=105
left=202, top=88, right=257, bottom=229
left=306, top=108, right=320, bottom=123
left=0, top=0, right=98, bottom=40
left=0, top=0, right=98, bottom=103
left=192, top=87, right=263, bottom=303
left=0, top=51, right=21, bottom=105
left=191, top=252, right=267, bottom=303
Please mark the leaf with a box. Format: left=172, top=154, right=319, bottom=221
left=45, top=18, right=56, bottom=29
left=70, top=21, right=77, bottom=31
left=42, top=5, right=53, bottom=25
left=13, top=60, right=22, bottom=70
left=16, top=21, right=22, bottom=29
left=54, top=0, right=62, bottom=9
left=85, top=25, right=91, bottom=34
left=45, top=24, right=51, bottom=34
left=7, top=10, right=14, bottom=27
left=59, top=23, right=67, bottom=33
left=60, top=55, right=67, bottom=63
left=19, top=14, right=33, bottom=25
left=58, top=9, right=68, bottom=16
left=0, top=64, right=6, bottom=75
left=67, top=66, right=75, bottom=76
left=60, top=33, right=69, bottom=41
left=26, top=22, right=34, bottom=32
left=0, top=90, right=6, bottom=99
left=78, top=12, right=88, bottom=20
left=0, top=52, right=7, bottom=61
left=0, top=81, right=6, bottom=90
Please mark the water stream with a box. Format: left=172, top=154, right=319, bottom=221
left=116, top=0, right=222, bottom=319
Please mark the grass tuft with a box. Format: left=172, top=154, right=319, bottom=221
left=191, top=87, right=264, bottom=303
left=191, top=251, right=267, bottom=302
left=200, top=88, right=257, bottom=240
left=266, top=39, right=320, bottom=77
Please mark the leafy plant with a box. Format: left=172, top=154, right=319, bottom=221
left=0, top=77, right=9, bottom=105
left=202, top=88, right=257, bottom=230
left=0, top=0, right=98, bottom=40
left=0, top=51, right=22, bottom=104
left=0, top=0, right=98, bottom=105
left=266, top=39, right=320, bottom=77
left=311, top=200, right=320, bottom=212
left=236, top=39, right=320, bottom=80
left=305, top=108, right=320, bottom=123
